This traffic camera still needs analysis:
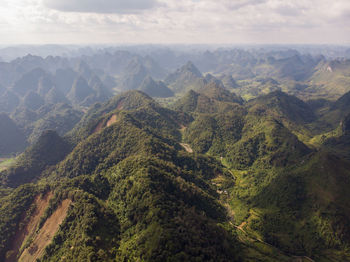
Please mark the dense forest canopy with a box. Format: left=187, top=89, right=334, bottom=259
left=1, top=45, right=350, bottom=261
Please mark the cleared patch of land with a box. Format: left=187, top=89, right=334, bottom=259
left=180, top=143, right=193, bottom=153
left=106, top=114, right=117, bottom=127
left=5, top=192, right=53, bottom=262
left=19, top=199, right=72, bottom=262
left=93, top=114, right=118, bottom=133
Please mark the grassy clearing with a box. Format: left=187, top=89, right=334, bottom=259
left=0, top=158, right=15, bottom=172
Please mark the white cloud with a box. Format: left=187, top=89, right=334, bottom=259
left=43, top=0, right=161, bottom=14
left=223, top=0, right=267, bottom=10
left=0, top=0, right=349, bottom=44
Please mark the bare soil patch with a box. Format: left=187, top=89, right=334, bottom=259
left=106, top=114, right=117, bottom=127
left=19, top=199, right=71, bottom=262
left=93, top=120, right=105, bottom=133
left=180, top=143, right=193, bottom=153
left=5, top=192, right=53, bottom=262
left=93, top=114, right=118, bottom=134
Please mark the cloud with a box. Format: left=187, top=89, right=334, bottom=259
left=223, top=0, right=267, bottom=10
left=1, top=0, right=350, bottom=44
left=43, top=0, right=160, bottom=14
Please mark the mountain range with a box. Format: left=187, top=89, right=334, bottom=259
left=1, top=46, right=350, bottom=261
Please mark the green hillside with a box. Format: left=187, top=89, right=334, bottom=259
left=165, top=61, right=207, bottom=93
left=176, top=86, right=350, bottom=260
left=0, top=130, right=72, bottom=187
left=1, top=85, right=350, bottom=261
left=138, top=76, right=174, bottom=98
left=0, top=113, right=27, bottom=156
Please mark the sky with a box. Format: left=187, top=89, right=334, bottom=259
left=0, top=0, right=349, bottom=45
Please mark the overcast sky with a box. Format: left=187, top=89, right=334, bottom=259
left=0, top=0, right=349, bottom=45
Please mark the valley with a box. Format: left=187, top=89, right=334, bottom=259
left=1, top=46, right=350, bottom=261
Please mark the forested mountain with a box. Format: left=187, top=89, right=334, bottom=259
left=165, top=61, right=207, bottom=93
left=1, top=130, right=72, bottom=187
left=0, top=113, right=27, bottom=155
left=138, top=76, right=174, bottom=98
left=1, top=46, right=350, bottom=261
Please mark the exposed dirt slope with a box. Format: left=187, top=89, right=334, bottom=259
left=93, top=120, right=104, bottom=134
left=93, top=114, right=118, bottom=133
left=106, top=114, right=117, bottom=127
left=18, top=199, right=71, bottom=262
left=180, top=143, right=193, bottom=153
left=5, top=192, right=53, bottom=262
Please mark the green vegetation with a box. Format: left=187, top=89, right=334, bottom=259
left=0, top=130, right=72, bottom=187
left=0, top=184, right=45, bottom=260
left=174, top=85, right=350, bottom=260
left=1, top=81, right=350, bottom=261
left=165, top=61, right=207, bottom=93
left=138, top=76, right=174, bottom=98
left=0, top=158, right=15, bottom=172
left=0, top=113, right=27, bottom=156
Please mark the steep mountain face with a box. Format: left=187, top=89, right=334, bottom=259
left=0, top=113, right=27, bottom=156
left=0, top=91, right=242, bottom=262
left=79, top=51, right=166, bottom=80
left=44, top=87, right=69, bottom=104
left=173, top=83, right=243, bottom=114
left=142, top=55, right=167, bottom=79
left=318, top=90, right=350, bottom=129
left=69, top=90, right=156, bottom=140
left=230, top=150, right=350, bottom=258
left=0, top=130, right=72, bottom=187
left=269, top=54, right=316, bottom=81
left=219, top=74, right=239, bottom=89
left=204, top=73, right=222, bottom=86
left=56, top=73, right=110, bottom=107
left=67, top=76, right=95, bottom=104
left=1, top=88, right=350, bottom=261
left=69, top=90, right=190, bottom=146
left=0, top=90, right=19, bottom=113
left=53, top=65, right=112, bottom=107
left=2, top=47, right=350, bottom=261
left=8, top=102, right=82, bottom=145
left=27, top=103, right=83, bottom=143
left=53, top=68, right=78, bottom=95
left=138, top=76, right=174, bottom=98
left=197, top=82, right=243, bottom=104
left=88, top=75, right=113, bottom=102
left=118, top=58, right=149, bottom=91
left=173, top=89, right=233, bottom=114
left=0, top=62, right=114, bottom=155
left=226, top=117, right=312, bottom=168
left=37, top=75, right=55, bottom=96
left=102, top=74, right=117, bottom=90
left=76, top=60, right=93, bottom=79
left=12, top=68, right=47, bottom=96
left=248, top=90, right=316, bottom=125
left=180, top=89, right=312, bottom=167
left=165, top=61, right=207, bottom=93
left=308, top=59, right=350, bottom=99
left=21, top=91, right=45, bottom=111
left=332, top=90, right=350, bottom=111
left=178, top=88, right=350, bottom=261
left=322, top=116, right=350, bottom=161
left=341, top=113, right=350, bottom=135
